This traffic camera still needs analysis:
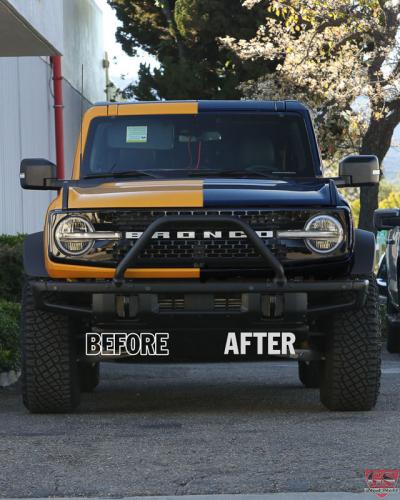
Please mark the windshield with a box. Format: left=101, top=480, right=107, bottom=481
left=81, top=113, right=315, bottom=179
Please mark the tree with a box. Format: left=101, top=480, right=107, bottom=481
left=107, top=0, right=273, bottom=100
left=224, top=0, right=400, bottom=231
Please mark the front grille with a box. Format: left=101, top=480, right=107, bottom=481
left=96, top=208, right=308, bottom=267
left=51, top=207, right=350, bottom=269
left=140, top=238, right=260, bottom=259
left=98, top=208, right=304, bottom=231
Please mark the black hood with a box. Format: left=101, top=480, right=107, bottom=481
left=203, top=178, right=336, bottom=207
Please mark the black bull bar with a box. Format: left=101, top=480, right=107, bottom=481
left=113, top=214, right=287, bottom=286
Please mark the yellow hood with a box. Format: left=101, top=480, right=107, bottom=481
left=68, top=179, right=204, bottom=209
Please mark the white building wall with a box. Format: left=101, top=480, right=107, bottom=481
left=0, top=56, right=94, bottom=234
left=0, top=58, right=25, bottom=234
left=0, top=57, right=53, bottom=234
left=18, top=58, right=55, bottom=234
left=0, top=0, right=105, bottom=235
left=62, top=0, right=105, bottom=104
left=6, top=0, right=64, bottom=54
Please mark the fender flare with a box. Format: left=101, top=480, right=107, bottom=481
left=23, top=232, right=49, bottom=278
left=350, top=229, right=376, bottom=276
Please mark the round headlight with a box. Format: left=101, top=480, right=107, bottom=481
left=55, top=215, right=94, bottom=256
left=304, top=215, right=344, bottom=254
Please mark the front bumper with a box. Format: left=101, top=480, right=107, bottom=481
left=31, top=278, right=368, bottom=328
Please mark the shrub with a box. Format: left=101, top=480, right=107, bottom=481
left=0, top=234, right=25, bottom=302
left=0, top=299, right=21, bottom=372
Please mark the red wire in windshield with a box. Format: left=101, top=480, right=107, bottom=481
left=187, top=136, right=193, bottom=168
left=195, top=142, right=202, bottom=169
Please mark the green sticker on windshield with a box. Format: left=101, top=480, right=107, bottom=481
left=126, top=126, right=148, bottom=143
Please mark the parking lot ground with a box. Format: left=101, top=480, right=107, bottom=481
left=11, top=495, right=400, bottom=500
left=0, top=351, right=399, bottom=498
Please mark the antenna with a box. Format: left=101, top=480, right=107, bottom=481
left=80, top=64, right=84, bottom=173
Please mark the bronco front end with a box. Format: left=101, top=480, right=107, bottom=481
left=20, top=100, right=381, bottom=413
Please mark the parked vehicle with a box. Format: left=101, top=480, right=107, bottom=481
left=376, top=254, right=387, bottom=300
left=374, top=209, right=400, bottom=353
left=20, top=100, right=381, bottom=412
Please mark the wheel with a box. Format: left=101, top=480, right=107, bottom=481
left=320, top=274, right=381, bottom=411
left=79, top=362, right=100, bottom=392
left=21, top=280, right=80, bottom=413
left=386, top=298, right=400, bottom=353
left=298, top=360, right=322, bottom=388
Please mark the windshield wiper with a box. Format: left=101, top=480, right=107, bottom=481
left=84, top=170, right=160, bottom=180
left=182, top=169, right=297, bottom=178
left=84, top=169, right=299, bottom=180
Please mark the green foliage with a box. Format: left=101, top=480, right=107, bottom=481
left=0, top=234, right=25, bottom=247
left=108, top=0, right=272, bottom=99
left=0, top=234, right=25, bottom=302
left=0, top=235, right=24, bottom=372
left=0, top=299, right=20, bottom=372
left=349, top=178, right=400, bottom=226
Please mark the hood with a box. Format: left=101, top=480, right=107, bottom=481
left=67, top=177, right=334, bottom=209
left=202, top=178, right=334, bottom=207
left=68, top=179, right=204, bottom=208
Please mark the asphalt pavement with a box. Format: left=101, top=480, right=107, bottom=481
left=0, top=352, right=399, bottom=498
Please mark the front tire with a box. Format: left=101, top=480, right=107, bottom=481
left=320, top=275, right=381, bottom=411
left=21, top=280, right=80, bottom=413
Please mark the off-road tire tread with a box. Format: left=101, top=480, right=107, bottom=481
left=21, top=280, right=80, bottom=413
left=320, top=274, right=381, bottom=411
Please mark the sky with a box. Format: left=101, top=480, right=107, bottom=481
left=94, top=0, right=157, bottom=90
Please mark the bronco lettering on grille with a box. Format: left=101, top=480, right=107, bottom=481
left=125, top=230, right=274, bottom=240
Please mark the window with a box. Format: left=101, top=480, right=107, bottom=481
left=81, top=113, right=315, bottom=178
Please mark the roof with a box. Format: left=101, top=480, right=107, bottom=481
left=92, top=99, right=308, bottom=113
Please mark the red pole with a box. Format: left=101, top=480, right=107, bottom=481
left=51, top=55, right=65, bottom=179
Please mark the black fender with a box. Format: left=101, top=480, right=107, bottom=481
left=350, top=229, right=376, bottom=276
left=23, top=232, right=49, bottom=278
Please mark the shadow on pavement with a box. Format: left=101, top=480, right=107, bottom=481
left=77, top=361, right=325, bottom=415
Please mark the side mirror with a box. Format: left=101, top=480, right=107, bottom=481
left=374, top=208, right=400, bottom=230
left=337, top=155, right=380, bottom=187
left=20, top=159, right=59, bottom=190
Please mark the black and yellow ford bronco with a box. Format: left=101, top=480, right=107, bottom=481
left=20, top=100, right=381, bottom=413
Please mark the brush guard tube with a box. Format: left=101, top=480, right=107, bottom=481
left=113, top=215, right=287, bottom=286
